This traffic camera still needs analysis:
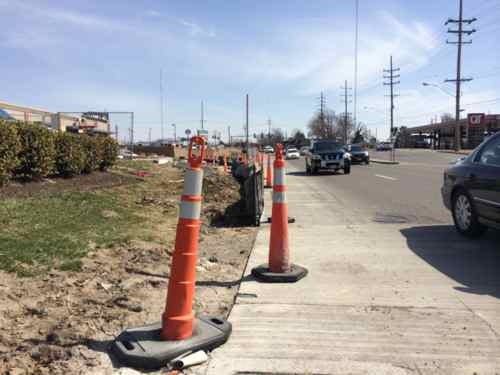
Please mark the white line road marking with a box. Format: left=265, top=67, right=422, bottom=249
left=375, top=174, right=397, bottom=181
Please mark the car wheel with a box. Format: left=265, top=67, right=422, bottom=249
left=365, top=158, right=370, bottom=165
left=452, top=189, right=487, bottom=237
left=344, top=160, right=351, bottom=174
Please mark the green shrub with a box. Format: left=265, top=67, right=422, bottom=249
left=15, top=123, right=56, bottom=179
left=98, top=136, right=119, bottom=171
left=54, top=132, right=85, bottom=177
left=81, top=135, right=102, bottom=174
left=0, top=120, right=21, bottom=185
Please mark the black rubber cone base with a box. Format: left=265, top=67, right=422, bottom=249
left=111, top=316, right=231, bottom=370
left=264, top=185, right=272, bottom=189
left=251, top=263, right=308, bottom=283
left=267, top=216, right=296, bottom=224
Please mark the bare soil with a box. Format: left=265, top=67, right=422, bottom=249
left=0, top=172, right=141, bottom=199
left=0, top=163, right=257, bottom=375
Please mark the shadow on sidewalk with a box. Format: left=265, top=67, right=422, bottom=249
left=401, top=225, right=500, bottom=300
left=196, top=274, right=255, bottom=287
left=287, top=171, right=339, bottom=177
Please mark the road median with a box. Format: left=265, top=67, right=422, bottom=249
left=370, top=159, right=400, bottom=165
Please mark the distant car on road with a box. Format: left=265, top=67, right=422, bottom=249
left=118, top=150, right=139, bottom=159
left=376, top=142, right=393, bottom=151
left=304, top=140, right=351, bottom=174
left=299, top=146, right=309, bottom=156
left=285, top=147, right=300, bottom=160
left=263, top=145, right=274, bottom=153
left=347, top=144, right=370, bottom=164
left=442, top=132, right=500, bottom=237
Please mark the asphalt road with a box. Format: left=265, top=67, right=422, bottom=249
left=288, top=149, right=464, bottom=225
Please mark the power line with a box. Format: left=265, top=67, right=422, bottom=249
left=445, top=0, right=477, bottom=151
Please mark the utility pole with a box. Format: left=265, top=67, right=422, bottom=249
left=228, top=126, right=231, bottom=145
left=383, top=56, right=400, bottom=139
left=267, top=117, right=272, bottom=144
left=171, top=123, right=176, bottom=143
left=148, top=128, right=152, bottom=145
left=160, top=69, right=164, bottom=142
left=200, top=101, right=205, bottom=130
left=131, top=112, right=135, bottom=153
left=340, top=80, right=352, bottom=144
left=245, top=94, right=249, bottom=152
left=384, top=55, right=400, bottom=161
left=445, top=0, right=476, bottom=151
left=318, top=92, right=326, bottom=124
left=115, top=124, right=118, bottom=142
left=353, top=0, right=359, bottom=132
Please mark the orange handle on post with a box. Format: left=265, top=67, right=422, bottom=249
left=188, top=136, right=206, bottom=169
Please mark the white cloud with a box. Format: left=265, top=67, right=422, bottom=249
left=1, top=2, right=124, bottom=31
left=144, top=10, right=162, bottom=18
left=178, top=19, right=216, bottom=38
left=184, top=11, right=440, bottom=96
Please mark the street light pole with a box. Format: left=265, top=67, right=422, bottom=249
left=171, top=123, right=176, bottom=143
left=422, top=82, right=455, bottom=97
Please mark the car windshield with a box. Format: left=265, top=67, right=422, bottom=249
left=350, top=145, right=363, bottom=152
left=313, top=141, right=344, bottom=152
left=288, top=148, right=298, bottom=152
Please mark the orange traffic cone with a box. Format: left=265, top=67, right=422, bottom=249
left=252, top=144, right=307, bottom=283
left=223, top=153, right=229, bottom=173
left=111, top=136, right=231, bottom=369
left=265, top=154, right=273, bottom=188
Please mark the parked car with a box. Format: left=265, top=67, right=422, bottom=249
left=442, top=132, right=500, bottom=237
left=299, top=146, right=309, bottom=156
left=304, top=140, right=351, bottom=174
left=263, top=145, right=274, bottom=153
left=285, top=147, right=300, bottom=159
left=376, top=142, right=393, bottom=151
left=347, top=144, right=370, bottom=164
left=118, top=150, right=139, bottom=159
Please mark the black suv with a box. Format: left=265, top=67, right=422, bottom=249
left=304, top=140, right=351, bottom=175
left=347, top=144, right=370, bottom=164
left=442, top=132, right=500, bottom=237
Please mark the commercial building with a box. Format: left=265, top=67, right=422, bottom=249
left=0, top=101, right=111, bottom=134
left=399, top=113, right=500, bottom=149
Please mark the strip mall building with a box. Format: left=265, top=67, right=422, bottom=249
left=400, top=113, right=500, bottom=149
left=0, top=101, right=111, bottom=134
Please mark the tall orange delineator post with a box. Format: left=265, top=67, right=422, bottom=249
left=265, top=154, right=273, bottom=188
left=252, top=144, right=308, bottom=283
left=111, top=136, right=232, bottom=370
left=223, top=153, right=229, bottom=173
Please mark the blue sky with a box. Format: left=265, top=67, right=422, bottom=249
left=1, top=0, right=499, bottom=142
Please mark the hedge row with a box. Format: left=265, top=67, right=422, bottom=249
left=0, top=121, right=119, bottom=185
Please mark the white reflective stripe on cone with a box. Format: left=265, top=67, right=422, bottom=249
left=274, top=168, right=286, bottom=186
left=183, top=169, right=203, bottom=196
left=273, top=191, right=287, bottom=203
left=180, top=200, right=201, bottom=220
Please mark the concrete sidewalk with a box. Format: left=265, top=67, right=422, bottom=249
left=206, top=163, right=500, bottom=374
